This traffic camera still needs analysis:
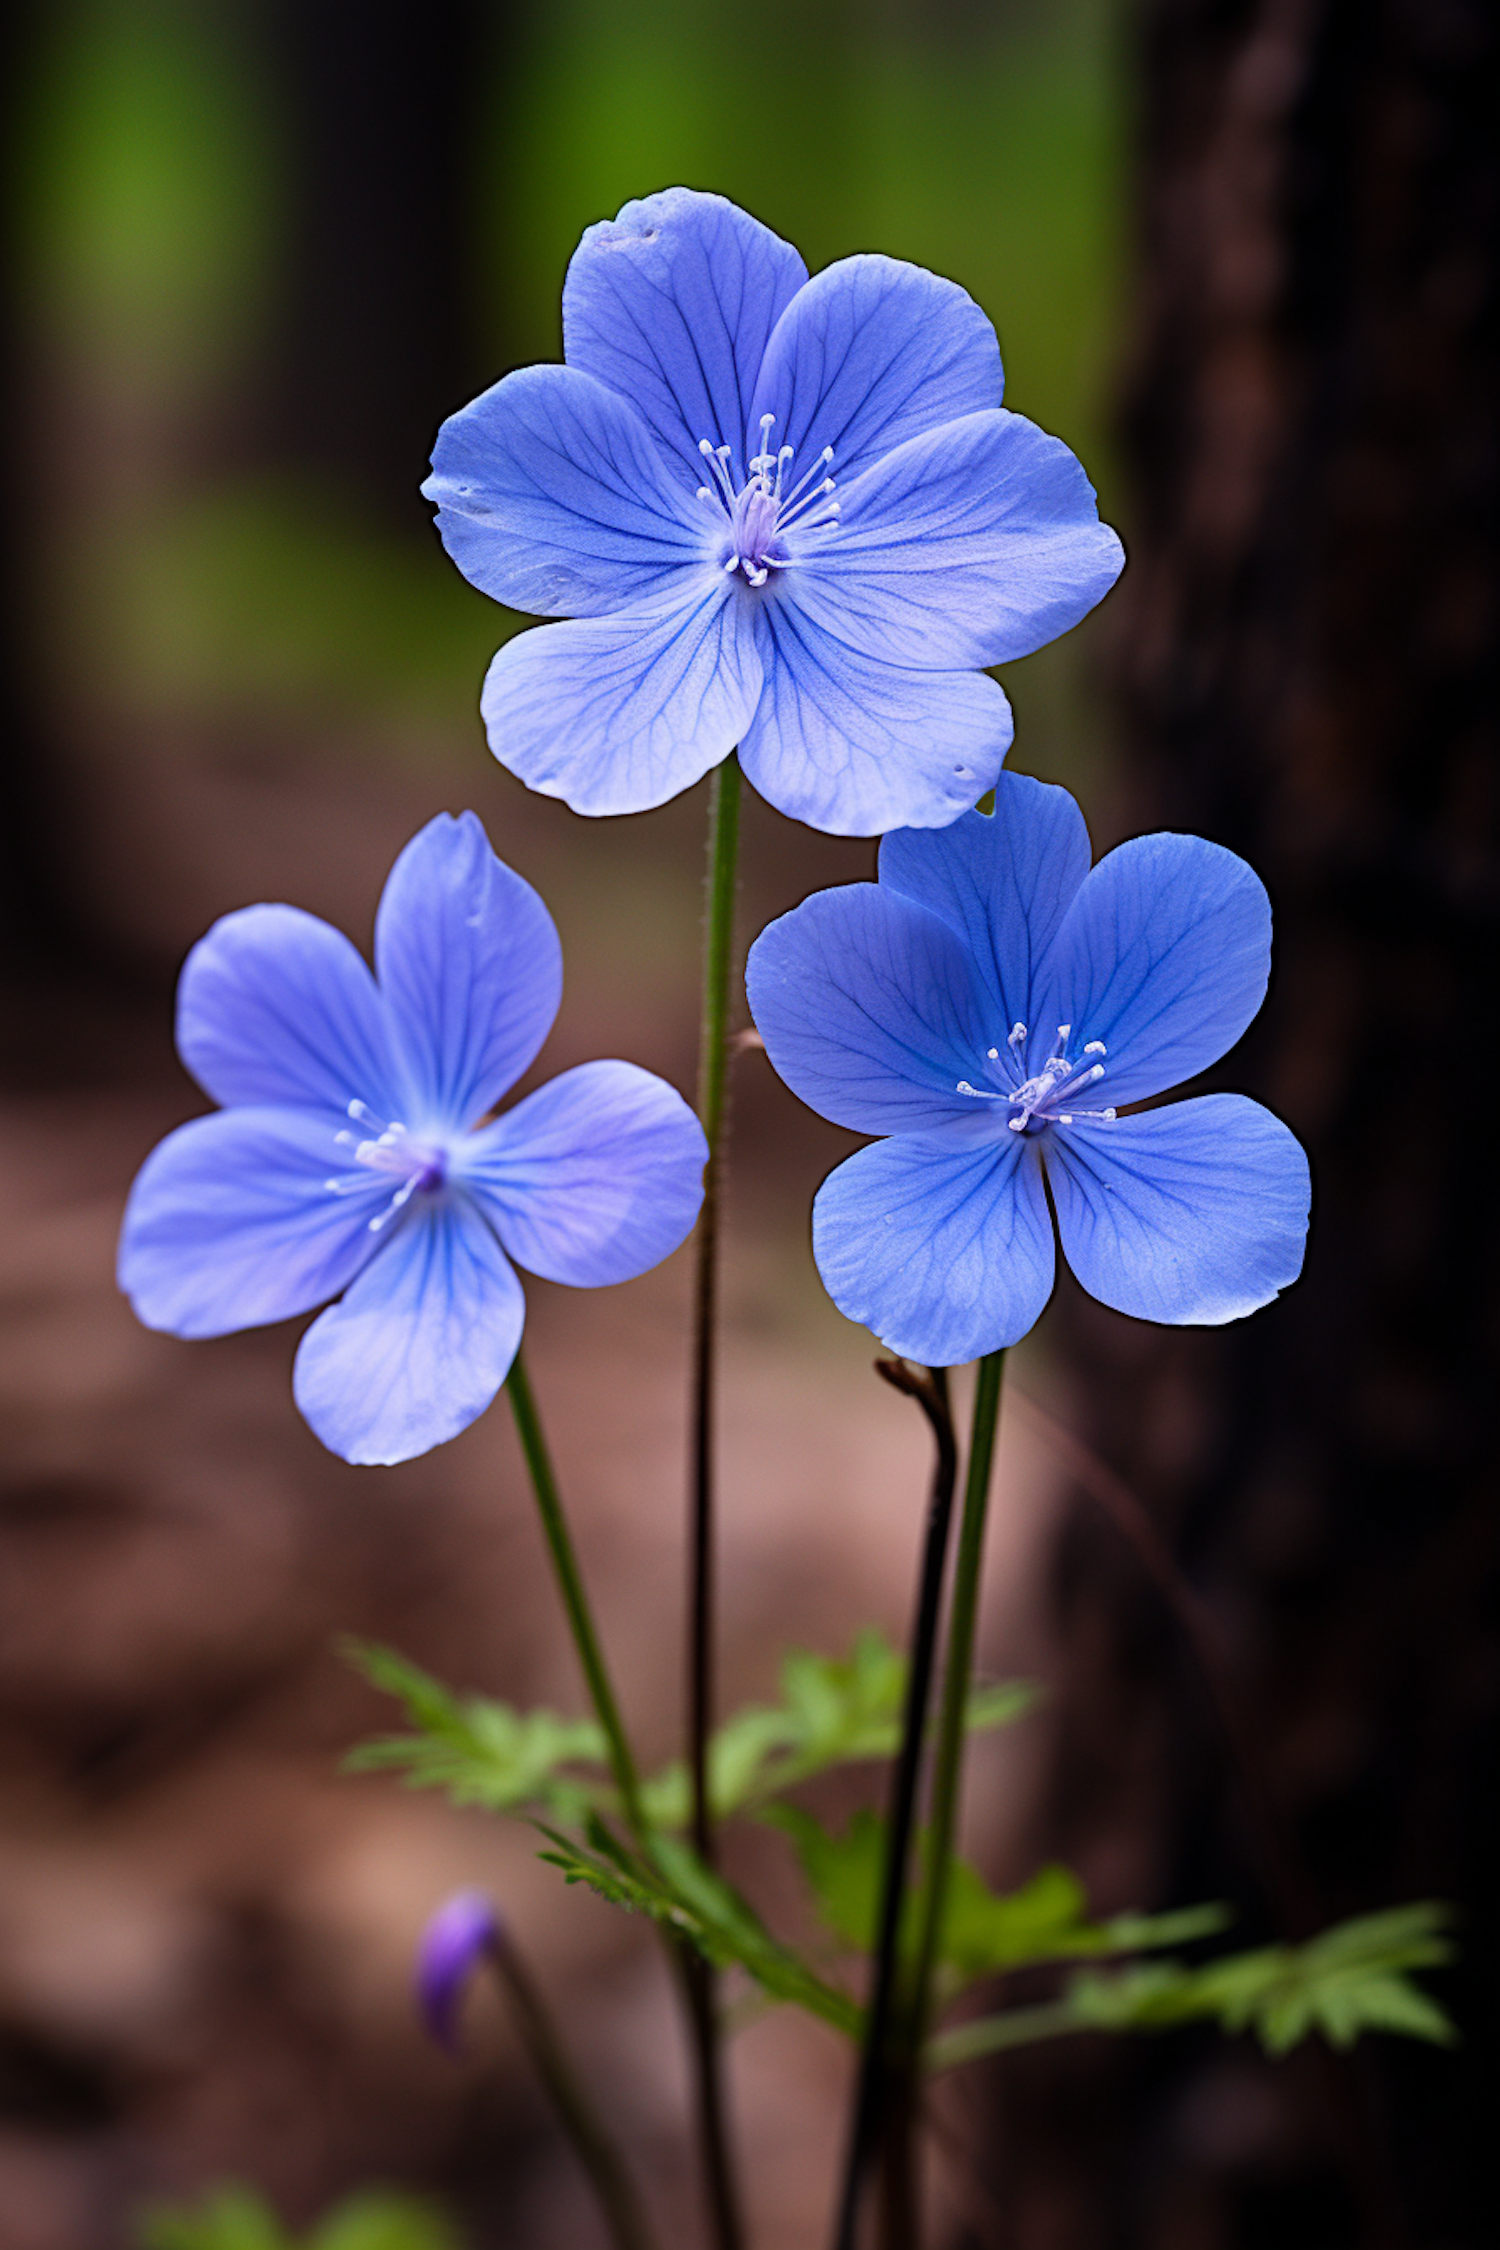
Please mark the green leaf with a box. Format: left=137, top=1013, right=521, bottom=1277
left=138, top=2188, right=290, bottom=2250
left=939, top=1860, right=1092, bottom=1979
left=535, top=1818, right=860, bottom=2036
left=342, top=1642, right=606, bottom=1818
left=933, top=1901, right=1458, bottom=2071
left=643, top=1633, right=1038, bottom=1826
left=136, top=2189, right=461, bottom=2250
left=939, top=1863, right=1231, bottom=1984
left=763, top=1804, right=886, bottom=1952
left=312, top=2195, right=463, bottom=2250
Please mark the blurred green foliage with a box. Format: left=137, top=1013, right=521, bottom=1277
left=136, top=2184, right=461, bottom=2250
left=18, top=0, right=1126, bottom=781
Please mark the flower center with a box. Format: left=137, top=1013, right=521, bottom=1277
left=695, top=414, right=840, bottom=588
left=955, top=1023, right=1117, bottom=1135
left=326, top=1099, right=449, bottom=1232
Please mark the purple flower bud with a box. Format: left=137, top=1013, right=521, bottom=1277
left=416, top=1889, right=500, bottom=2052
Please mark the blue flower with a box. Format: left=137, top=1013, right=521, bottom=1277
left=423, top=188, right=1124, bottom=837
left=746, top=774, right=1310, bottom=1364
left=118, top=813, right=707, bottom=1464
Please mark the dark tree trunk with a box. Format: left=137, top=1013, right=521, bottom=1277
left=995, top=2, right=1497, bottom=2245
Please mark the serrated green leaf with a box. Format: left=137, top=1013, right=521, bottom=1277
left=535, top=1819, right=860, bottom=2036
left=933, top=1860, right=1228, bottom=1987
left=934, top=1901, right=1457, bottom=2071
left=642, top=1634, right=1038, bottom=1827
left=763, top=1804, right=886, bottom=1952
left=342, top=1642, right=606, bottom=1816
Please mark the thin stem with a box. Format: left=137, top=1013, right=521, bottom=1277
left=686, top=753, right=745, bottom=2250
left=907, top=1352, right=1007, bottom=2053
left=487, top=1921, right=663, bottom=2250
left=831, top=1361, right=959, bottom=2250
left=505, top=1354, right=646, bottom=1840
left=689, top=752, right=742, bottom=1860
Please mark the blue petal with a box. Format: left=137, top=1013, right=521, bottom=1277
left=461, top=1060, right=706, bottom=1286
left=740, top=603, right=1012, bottom=835
left=176, top=905, right=400, bottom=1118
left=480, top=583, right=762, bottom=817
left=374, top=813, right=562, bottom=1131
left=749, top=255, right=1001, bottom=486
left=293, top=1199, right=525, bottom=1465
left=746, top=885, right=998, bottom=1137
left=879, top=778, right=1092, bottom=1042
left=562, top=188, right=808, bottom=487
left=117, top=1106, right=387, bottom=1338
left=787, top=410, right=1125, bottom=669
left=423, top=364, right=711, bottom=618
left=812, top=1133, right=1054, bottom=1364
left=1046, top=1095, right=1310, bottom=1325
left=1033, top=833, right=1274, bottom=1107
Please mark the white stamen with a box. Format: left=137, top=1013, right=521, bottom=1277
left=692, top=429, right=839, bottom=586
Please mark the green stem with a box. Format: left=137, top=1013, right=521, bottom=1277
left=831, top=1363, right=959, bottom=2250
left=924, top=1997, right=1081, bottom=2075
left=908, top=1353, right=1008, bottom=2048
left=685, top=753, right=746, bottom=2250
left=488, top=1920, right=663, bottom=2250
left=505, top=1353, right=647, bottom=1841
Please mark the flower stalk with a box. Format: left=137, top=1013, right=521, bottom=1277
left=890, top=1349, right=1008, bottom=2227
left=831, top=1360, right=958, bottom=2250
left=505, top=1353, right=647, bottom=1839
left=686, top=752, right=746, bottom=2250
left=486, top=1912, right=663, bottom=2250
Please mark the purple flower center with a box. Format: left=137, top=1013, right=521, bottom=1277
left=956, top=1022, right=1118, bottom=1135
left=695, top=412, right=841, bottom=588
left=327, top=1099, right=449, bottom=1232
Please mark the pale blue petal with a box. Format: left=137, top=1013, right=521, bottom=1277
left=787, top=411, right=1125, bottom=669
left=562, top=188, right=808, bottom=486
left=1046, top=1095, right=1310, bottom=1325
left=423, top=364, right=711, bottom=618
left=480, top=583, right=762, bottom=817
left=749, top=256, right=1001, bottom=486
left=746, top=886, right=999, bottom=1137
left=293, top=1200, right=525, bottom=1465
left=461, top=1061, right=706, bottom=1286
left=812, top=1134, right=1054, bottom=1364
left=176, top=905, right=400, bottom=1118
left=878, top=777, right=1092, bottom=1037
left=1033, top=833, right=1273, bottom=1107
left=374, top=813, right=562, bottom=1131
left=117, top=1106, right=387, bottom=1338
left=740, top=604, right=1012, bottom=836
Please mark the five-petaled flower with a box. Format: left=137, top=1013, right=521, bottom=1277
left=746, top=774, right=1310, bottom=1365
left=117, top=814, right=707, bottom=1464
left=424, top=187, right=1124, bottom=837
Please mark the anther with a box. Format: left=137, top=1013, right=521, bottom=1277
left=1084, top=1040, right=1107, bottom=1056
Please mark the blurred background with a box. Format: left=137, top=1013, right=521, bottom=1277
left=0, top=1, right=1492, bottom=2246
